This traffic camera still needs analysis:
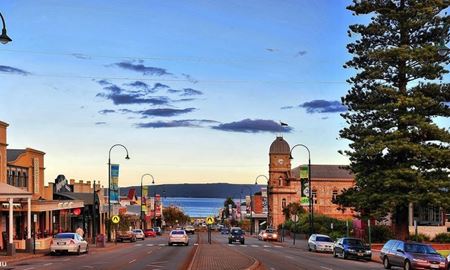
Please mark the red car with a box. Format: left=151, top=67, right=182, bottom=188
left=144, top=229, right=157, bottom=237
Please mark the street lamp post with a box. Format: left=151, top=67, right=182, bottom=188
left=0, top=12, right=12, bottom=44
left=255, top=175, right=270, bottom=228
left=141, top=174, right=155, bottom=230
left=107, top=144, right=130, bottom=242
left=289, top=144, right=313, bottom=236
left=241, top=185, right=254, bottom=235
left=151, top=186, right=165, bottom=228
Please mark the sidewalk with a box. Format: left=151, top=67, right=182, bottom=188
left=188, top=232, right=261, bottom=270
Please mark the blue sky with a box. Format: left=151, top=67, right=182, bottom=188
left=1, top=0, right=431, bottom=187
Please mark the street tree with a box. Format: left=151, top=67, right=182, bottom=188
left=222, top=197, right=236, bottom=219
left=162, top=206, right=190, bottom=226
left=335, top=0, right=450, bottom=239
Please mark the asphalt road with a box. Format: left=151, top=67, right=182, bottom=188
left=212, top=232, right=384, bottom=270
left=7, top=234, right=195, bottom=270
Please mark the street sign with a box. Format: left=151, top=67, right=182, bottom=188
left=206, top=216, right=214, bottom=225
left=111, top=215, right=120, bottom=224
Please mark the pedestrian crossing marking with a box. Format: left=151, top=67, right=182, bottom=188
left=251, top=245, right=258, bottom=247
left=146, top=244, right=154, bottom=246
left=263, top=245, right=271, bottom=248
left=135, top=244, right=143, bottom=246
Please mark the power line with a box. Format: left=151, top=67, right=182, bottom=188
left=0, top=72, right=347, bottom=84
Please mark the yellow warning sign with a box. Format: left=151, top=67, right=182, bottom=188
left=111, top=215, right=120, bottom=224
left=206, top=216, right=214, bottom=225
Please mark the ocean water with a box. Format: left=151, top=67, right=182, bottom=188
left=161, top=197, right=239, bottom=218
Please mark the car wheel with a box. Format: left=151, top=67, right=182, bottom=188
left=333, top=249, right=337, bottom=258
left=185, top=242, right=189, bottom=246
left=383, top=257, right=391, bottom=269
left=308, top=245, right=311, bottom=252
left=85, top=245, right=89, bottom=254
left=168, top=242, right=172, bottom=246
left=404, top=260, right=411, bottom=270
left=77, top=246, right=81, bottom=256
left=343, top=251, right=348, bottom=259
left=228, top=240, right=232, bottom=244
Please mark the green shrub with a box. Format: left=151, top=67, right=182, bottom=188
left=369, top=225, right=393, bottom=243
left=411, top=233, right=430, bottom=243
left=433, top=233, right=450, bottom=243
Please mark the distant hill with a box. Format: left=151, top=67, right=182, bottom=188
left=120, top=183, right=264, bottom=198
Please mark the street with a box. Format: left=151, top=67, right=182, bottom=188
left=3, top=232, right=387, bottom=270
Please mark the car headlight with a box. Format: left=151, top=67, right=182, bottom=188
left=412, top=258, right=427, bottom=263
left=347, top=249, right=355, bottom=252
left=273, top=234, right=278, bottom=238
left=365, top=250, right=371, bottom=254
left=263, top=233, right=267, bottom=237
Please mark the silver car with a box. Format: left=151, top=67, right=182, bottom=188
left=51, top=233, right=88, bottom=255
left=168, top=230, right=189, bottom=246
left=132, top=229, right=145, bottom=240
left=308, top=234, right=334, bottom=252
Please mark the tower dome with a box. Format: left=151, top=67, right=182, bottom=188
left=269, top=136, right=290, bottom=154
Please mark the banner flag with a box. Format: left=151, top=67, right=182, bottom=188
left=110, top=164, right=120, bottom=203
left=300, top=165, right=309, bottom=179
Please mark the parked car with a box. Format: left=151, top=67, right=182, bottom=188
left=116, top=230, right=137, bottom=242
left=447, top=254, right=450, bottom=270
left=380, top=240, right=447, bottom=270
left=153, top=227, right=162, bottom=235
left=228, top=227, right=245, bottom=244
left=168, top=230, right=189, bottom=246
left=144, top=228, right=157, bottom=237
left=132, top=229, right=145, bottom=240
left=258, top=228, right=278, bottom=241
left=221, top=227, right=230, bottom=235
left=185, top=225, right=195, bottom=234
left=50, top=232, right=88, bottom=255
left=308, top=234, right=334, bottom=252
left=333, top=237, right=371, bottom=261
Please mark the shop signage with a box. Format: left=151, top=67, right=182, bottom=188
left=33, top=158, right=39, bottom=193
left=73, top=208, right=81, bottom=216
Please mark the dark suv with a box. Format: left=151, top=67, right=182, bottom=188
left=333, top=237, right=372, bottom=261
left=228, top=227, right=245, bottom=244
left=380, top=240, right=447, bottom=270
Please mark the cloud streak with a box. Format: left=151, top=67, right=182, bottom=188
left=114, top=61, right=172, bottom=76
left=212, top=119, right=293, bottom=133
left=0, top=65, right=31, bottom=76
left=137, top=119, right=217, bottom=128
left=98, top=109, right=116, bottom=115
left=140, top=108, right=196, bottom=117
left=300, top=100, right=347, bottom=113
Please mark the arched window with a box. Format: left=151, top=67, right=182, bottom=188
left=7, top=169, right=12, bottom=185
left=332, top=190, right=338, bottom=202
left=312, top=189, right=317, bottom=205
left=282, top=198, right=286, bottom=209
left=23, top=172, right=28, bottom=187
left=16, top=171, right=21, bottom=187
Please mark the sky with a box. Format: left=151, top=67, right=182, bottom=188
left=1, top=1, right=445, bottom=187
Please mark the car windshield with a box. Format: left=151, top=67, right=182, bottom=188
left=343, top=239, right=364, bottom=247
left=171, top=230, right=185, bottom=235
left=405, top=244, right=439, bottom=254
left=145, top=229, right=154, bottom=232
left=231, top=229, right=243, bottom=235
left=54, top=233, right=75, bottom=239
left=316, top=236, right=332, bottom=242
left=133, top=230, right=142, bottom=233
left=265, top=229, right=275, bottom=233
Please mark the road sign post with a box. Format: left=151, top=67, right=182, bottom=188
left=206, top=216, right=214, bottom=244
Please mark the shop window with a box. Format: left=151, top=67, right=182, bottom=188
left=23, top=172, right=28, bottom=187
left=7, top=170, right=12, bottom=185
left=15, top=171, right=20, bottom=187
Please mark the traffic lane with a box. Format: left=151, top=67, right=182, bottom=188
left=8, top=235, right=171, bottom=270
left=214, top=234, right=382, bottom=270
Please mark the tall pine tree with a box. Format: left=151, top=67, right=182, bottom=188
left=336, top=0, right=450, bottom=239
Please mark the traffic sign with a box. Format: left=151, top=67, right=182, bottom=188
left=206, top=216, right=214, bottom=225
left=111, top=215, right=120, bottom=224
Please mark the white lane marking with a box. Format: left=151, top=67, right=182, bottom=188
left=23, top=268, right=35, bottom=270
left=263, top=245, right=271, bottom=248
left=82, top=266, right=94, bottom=269
left=274, top=245, right=282, bottom=248
left=43, top=263, right=53, bottom=266
left=129, top=259, right=136, bottom=264
left=194, top=243, right=198, bottom=246
left=241, top=244, right=247, bottom=247
left=251, top=245, right=258, bottom=247
left=228, top=244, right=233, bottom=246
left=285, top=255, right=294, bottom=259
left=135, top=244, right=143, bottom=247
left=320, top=267, right=333, bottom=270
left=263, top=249, right=270, bottom=252
left=62, top=258, right=71, bottom=261
left=158, top=243, right=165, bottom=246
left=146, top=244, right=154, bottom=246
left=270, top=268, right=276, bottom=270
left=147, top=250, right=153, bottom=254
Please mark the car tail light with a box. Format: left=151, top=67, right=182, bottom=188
left=263, top=233, right=267, bottom=237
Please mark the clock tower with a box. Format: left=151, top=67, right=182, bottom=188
left=268, top=136, right=301, bottom=229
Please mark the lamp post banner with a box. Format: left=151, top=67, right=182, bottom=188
left=110, top=164, right=120, bottom=203
left=155, top=194, right=161, bottom=217
left=261, top=187, right=268, bottom=214
left=245, top=195, right=251, bottom=215
left=301, top=179, right=309, bottom=206
left=299, top=165, right=309, bottom=179
left=142, top=186, right=148, bottom=202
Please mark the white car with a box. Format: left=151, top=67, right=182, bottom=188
left=168, top=230, right=189, bottom=246
left=51, top=233, right=88, bottom=255
left=132, top=229, right=145, bottom=240
left=308, top=234, right=334, bottom=252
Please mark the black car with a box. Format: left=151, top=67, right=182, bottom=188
left=333, top=237, right=371, bottom=261
left=221, top=227, right=230, bottom=235
left=228, top=227, right=245, bottom=244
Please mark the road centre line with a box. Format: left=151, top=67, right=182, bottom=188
left=147, top=250, right=153, bottom=254
left=320, top=266, right=333, bottom=270
left=23, top=268, right=34, bottom=270
left=129, top=259, right=136, bottom=264
left=43, top=263, right=53, bottom=266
